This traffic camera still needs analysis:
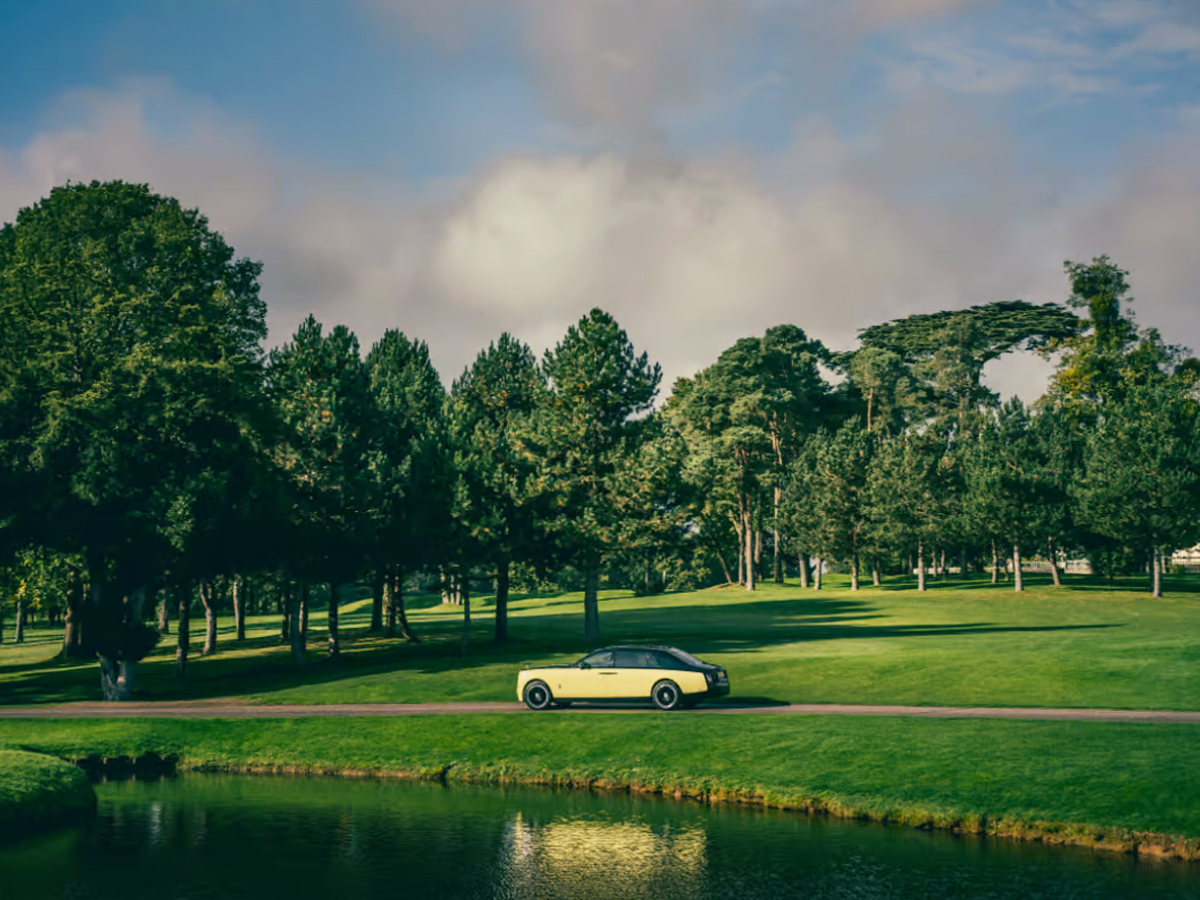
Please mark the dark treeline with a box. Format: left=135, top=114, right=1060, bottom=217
left=2, top=181, right=1198, bottom=700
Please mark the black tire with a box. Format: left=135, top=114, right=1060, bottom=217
left=523, top=680, right=554, bottom=711
left=652, top=679, right=682, bottom=711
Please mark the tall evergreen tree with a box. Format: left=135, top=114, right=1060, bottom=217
left=517, top=309, right=660, bottom=644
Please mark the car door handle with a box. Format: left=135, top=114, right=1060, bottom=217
left=599, top=671, right=617, bottom=675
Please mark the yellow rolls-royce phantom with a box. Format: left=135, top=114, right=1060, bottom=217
left=517, top=645, right=730, bottom=710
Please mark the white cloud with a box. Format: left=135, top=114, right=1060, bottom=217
left=4, top=68, right=1200, bottom=403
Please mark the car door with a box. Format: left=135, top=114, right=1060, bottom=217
left=577, top=649, right=618, bottom=699
left=613, top=648, right=659, bottom=699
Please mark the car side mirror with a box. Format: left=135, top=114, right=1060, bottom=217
left=578, top=662, right=591, bottom=669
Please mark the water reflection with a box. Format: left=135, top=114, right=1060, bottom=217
left=0, top=775, right=1196, bottom=900
left=498, top=813, right=707, bottom=898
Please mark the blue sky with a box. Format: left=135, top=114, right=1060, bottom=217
left=2, top=0, right=1199, bottom=396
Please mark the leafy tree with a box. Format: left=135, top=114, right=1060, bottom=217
left=517, top=309, right=660, bottom=644
left=963, top=400, right=1045, bottom=592
left=1074, top=385, right=1200, bottom=596
left=808, top=421, right=875, bottom=589
left=0, top=180, right=265, bottom=698
left=864, top=431, right=948, bottom=590
left=365, top=330, right=448, bottom=641
left=667, top=326, right=830, bottom=590
left=267, top=316, right=375, bottom=661
left=856, top=300, right=1080, bottom=429
left=446, top=334, right=548, bottom=642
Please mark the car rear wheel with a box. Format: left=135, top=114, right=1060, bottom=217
left=523, top=680, right=554, bottom=711
left=652, top=679, right=682, bottom=711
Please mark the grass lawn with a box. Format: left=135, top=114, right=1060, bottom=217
left=1, top=573, right=1196, bottom=710
left=0, top=749, right=96, bottom=844
left=1, top=715, right=1197, bottom=857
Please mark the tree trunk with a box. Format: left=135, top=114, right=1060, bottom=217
left=715, top=548, right=733, bottom=584
left=199, top=579, right=217, bottom=655
left=584, top=564, right=601, bottom=645
left=798, top=553, right=810, bottom=589
left=14, top=601, right=24, bottom=643
left=754, top=526, right=763, bottom=583
left=991, top=540, right=999, bottom=584
left=850, top=553, right=860, bottom=591
left=958, top=547, right=968, bottom=579
left=461, top=573, right=471, bottom=651
left=737, top=522, right=745, bottom=585
left=327, top=582, right=340, bottom=658
left=493, top=560, right=510, bottom=643
left=939, top=548, right=947, bottom=580
left=871, top=555, right=881, bottom=587
left=370, top=571, right=384, bottom=632
left=233, top=577, right=246, bottom=641
left=289, top=582, right=307, bottom=669
left=384, top=568, right=396, bottom=637
left=1013, top=541, right=1024, bottom=592
left=158, top=592, right=170, bottom=635
left=392, top=566, right=417, bottom=642
left=175, top=584, right=190, bottom=678
left=743, top=506, right=756, bottom=592
left=917, top=540, right=927, bottom=591
left=1152, top=547, right=1163, bottom=598
left=814, top=557, right=823, bottom=591
left=300, top=583, right=309, bottom=642
left=281, top=593, right=291, bottom=643
left=1048, top=538, right=1062, bottom=587
left=61, top=568, right=84, bottom=658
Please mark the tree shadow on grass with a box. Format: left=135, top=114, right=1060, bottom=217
left=0, top=584, right=1133, bottom=707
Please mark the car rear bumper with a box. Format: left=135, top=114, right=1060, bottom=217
left=698, top=683, right=730, bottom=698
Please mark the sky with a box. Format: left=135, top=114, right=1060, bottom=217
left=2, top=0, right=1199, bottom=402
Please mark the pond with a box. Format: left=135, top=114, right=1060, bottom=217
left=2, top=774, right=1197, bottom=899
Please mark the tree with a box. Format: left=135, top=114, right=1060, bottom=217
left=365, top=330, right=448, bottom=641
left=517, top=309, right=660, bottom=644
left=805, top=422, right=875, bottom=590
left=865, top=431, right=948, bottom=590
left=0, top=180, right=266, bottom=699
left=446, top=334, right=547, bottom=643
left=667, top=326, right=831, bottom=591
left=268, top=316, right=375, bottom=662
left=963, top=400, right=1044, bottom=592
left=856, top=300, right=1080, bottom=429
left=1074, top=385, right=1200, bottom=597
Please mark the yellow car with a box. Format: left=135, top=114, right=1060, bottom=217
left=517, top=645, right=730, bottom=710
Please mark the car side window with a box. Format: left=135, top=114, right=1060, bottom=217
left=613, top=649, right=642, bottom=667
left=582, top=650, right=615, bottom=668
left=652, top=650, right=686, bottom=669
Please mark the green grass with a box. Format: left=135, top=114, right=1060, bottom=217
left=1, top=715, right=1197, bottom=857
left=2, top=574, right=1197, bottom=710
left=0, top=749, right=96, bottom=844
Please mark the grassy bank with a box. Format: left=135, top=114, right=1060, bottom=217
left=2, top=715, right=1198, bottom=860
left=3, top=576, right=1199, bottom=710
left=0, top=750, right=96, bottom=845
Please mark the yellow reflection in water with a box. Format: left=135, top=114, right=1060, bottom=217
left=500, top=812, right=707, bottom=898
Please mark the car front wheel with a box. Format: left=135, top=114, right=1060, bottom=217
left=652, top=679, right=682, bottom=710
left=523, top=680, right=554, bottom=711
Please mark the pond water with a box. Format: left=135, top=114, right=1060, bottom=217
left=2, top=774, right=1197, bottom=900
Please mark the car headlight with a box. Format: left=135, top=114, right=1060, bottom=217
left=705, top=672, right=714, bottom=684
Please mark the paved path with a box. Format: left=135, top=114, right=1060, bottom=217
left=1, top=699, right=1198, bottom=723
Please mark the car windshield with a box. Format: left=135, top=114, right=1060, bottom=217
left=667, top=648, right=709, bottom=668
